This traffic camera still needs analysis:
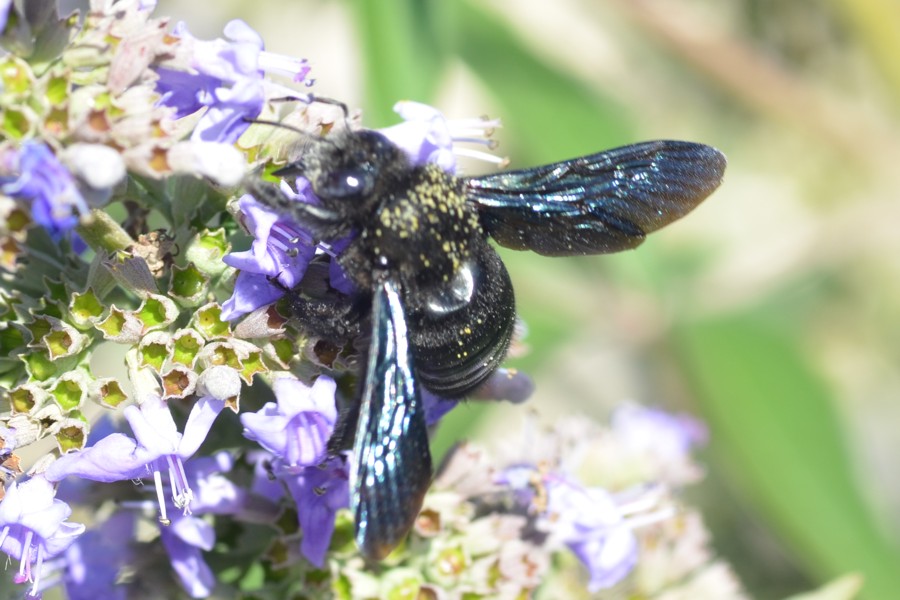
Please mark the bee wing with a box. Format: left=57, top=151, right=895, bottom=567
left=352, top=277, right=433, bottom=560
left=466, top=140, right=726, bottom=256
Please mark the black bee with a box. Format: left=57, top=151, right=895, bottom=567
left=255, top=122, right=725, bottom=560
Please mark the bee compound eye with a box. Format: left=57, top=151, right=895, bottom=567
left=318, top=167, right=375, bottom=200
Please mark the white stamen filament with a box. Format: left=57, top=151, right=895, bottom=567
left=258, top=52, right=309, bottom=82
left=31, top=542, right=44, bottom=595
left=153, top=468, right=170, bottom=525
left=624, top=504, right=678, bottom=531
left=18, top=529, right=34, bottom=580
left=167, top=454, right=193, bottom=514
left=316, top=242, right=337, bottom=258
left=452, top=135, right=498, bottom=148
left=453, top=146, right=509, bottom=166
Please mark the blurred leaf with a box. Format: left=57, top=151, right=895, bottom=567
left=348, top=0, right=450, bottom=125
left=675, top=313, right=900, bottom=600
left=784, top=573, right=864, bottom=600
left=455, top=0, right=633, bottom=164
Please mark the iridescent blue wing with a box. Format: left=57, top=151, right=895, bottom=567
left=466, top=140, right=726, bottom=256
left=352, top=278, right=433, bottom=560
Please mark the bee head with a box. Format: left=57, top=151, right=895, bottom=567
left=275, top=130, right=407, bottom=208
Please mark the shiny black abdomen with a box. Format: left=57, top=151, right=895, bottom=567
left=405, top=244, right=516, bottom=398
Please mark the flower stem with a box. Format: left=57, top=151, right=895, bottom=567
left=76, top=209, right=135, bottom=253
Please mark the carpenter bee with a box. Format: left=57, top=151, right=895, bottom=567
left=254, top=117, right=725, bottom=560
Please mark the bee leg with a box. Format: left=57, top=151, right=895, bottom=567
left=327, top=400, right=360, bottom=454
left=284, top=291, right=366, bottom=341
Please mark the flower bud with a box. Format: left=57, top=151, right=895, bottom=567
left=184, top=228, right=229, bottom=278
left=191, top=303, right=231, bottom=339
left=96, top=305, right=144, bottom=343
left=169, top=263, right=209, bottom=306
left=196, top=365, right=241, bottom=403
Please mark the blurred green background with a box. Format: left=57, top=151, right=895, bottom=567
left=159, top=1, right=900, bottom=598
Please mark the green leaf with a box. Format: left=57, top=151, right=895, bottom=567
left=456, top=1, right=633, bottom=164
left=784, top=573, right=864, bottom=600
left=349, top=0, right=450, bottom=125
left=675, top=313, right=900, bottom=600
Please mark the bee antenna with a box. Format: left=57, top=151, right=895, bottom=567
left=243, top=117, right=340, bottom=150
left=244, top=117, right=309, bottom=137
left=264, top=94, right=349, bottom=119
left=304, top=95, right=350, bottom=121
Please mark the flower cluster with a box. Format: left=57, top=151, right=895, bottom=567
left=0, top=1, right=766, bottom=599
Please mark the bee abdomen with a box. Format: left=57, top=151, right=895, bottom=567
left=407, top=245, right=516, bottom=398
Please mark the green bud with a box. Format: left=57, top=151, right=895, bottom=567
left=238, top=348, right=267, bottom=384
left=33, top=400, right=64, bottom=430
left=50, top=370, right=90, bottom=412
left=0, top=196, right=31, bottom=236
left=0, top=56, right=35, bottom=97
left=191, top=303, right=231, bottom=339
left=184, top=228, right=230, bottom=277
left=171, top=329, right=204, bottom=367
left=196, top=341, right=242, bottom=371
left=44, top=71, right=70, bottom=105
left=69, top=288, right=105, bottom=329
left=53, top=414, right=88, bottom=453
left=44, top=104, right=68, bottom=136
left=28, top=315, right=88, bottom=359
left=161, top=365, right=197, bottom=400
left=1, top=106, right=34, bottom=139
left=427, top=542, right=468, bottom=586
left=269, top=337, right=299, bottom=370
left=7, top=383, right=49, bottom=415
left=95, top=377, right=128, bottom=408
left=135, top=294, right=178, bottom=332
left=96, top=305, right=143, bottom=343
left=381, top=570, right=425, bottom=600
left=138, top=330, right=170, bottom=371
left=169, top=263, right=209, bottom=307
left=125, top=347, right=164, bottom=404
left=22, top=349, right=58, bottom=381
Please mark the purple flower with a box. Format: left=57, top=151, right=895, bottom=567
left=248, top=450, right=286, bottom=502
left=155, top=20, right=310, bottom=144
left=379, top=101, right=503, bottom=173
left=0, top=142, right=89, bottom=240
left=612, top=404, right=707, bottom=455
left=221, top=192, right=318, bottom=320
left=159, top=512, right=216, bottom=597
left=62, top=511, right=137, bottom=600
left=497, top=466, right=639, bottom=591
left=611, top=404, right=708, bottom=485
left=282, top=456, right=349, bottom=567
left=187, top=451, right=246, bottom=515
left=241, top=376, right=337, bottom=468
left=542, top=477, right=638, bottom=591
left=422, top=391, right=459, bottom=427
left=45, top=394, right=226, bottom=523
left=0, top=476, right=85, bottom=599
left=0, top=0, right=11, bottom=35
